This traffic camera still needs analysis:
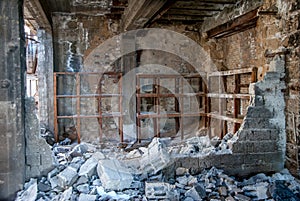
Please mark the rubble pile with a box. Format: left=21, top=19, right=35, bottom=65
left=16, top=137, right=300, bottom=201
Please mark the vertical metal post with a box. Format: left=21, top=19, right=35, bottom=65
left=53, top=73, right=58, bottom=142
left=76, top=73, right=81, bottom=143
left=136, top=75, right=141, bottom=143
left=118, top=74, right=124, bottom=143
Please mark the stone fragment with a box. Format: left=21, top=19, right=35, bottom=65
left=57, top=166, right=79, bottom=188
left=176, top=167, right=188, bottom=176
left=184, top=197, right=194, bottom=201
left=145, top=182, right=179, bottom=201
left=139, top=138, right=171, bottom=174
left=97, top=159, right=133, bottom=190
left=49, top=176, right=59, bottom=189
left=234, top=194, right=251, bottom=201
left=15, top=179, right=37, bottom=201
left=78, top=152, right=105, bottom=177
left=194, top=183, right=206, bottom=199
left=243, top=182, right=269, bottom=200
left=59, top=187, right=73, bottom=201
left=75, top=176, right=89, bottom=186
left=78, top=193, right=97, bottom=201
left=185, top=187, right=202, bottom=201
left=218, top=186, right=227, bottom=196
left=38, top=182, right=51, bottom=192
left=225, top=195, right=235, bottom=201
left=77, top=184, right=90, bottom=194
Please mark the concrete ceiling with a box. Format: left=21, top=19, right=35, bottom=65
left=26, top=0, right=239, bottom=32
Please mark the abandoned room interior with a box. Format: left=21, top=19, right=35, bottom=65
left=1, top=0, right=300, bottom=200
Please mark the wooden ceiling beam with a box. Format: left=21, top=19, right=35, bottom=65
left=166, top=8, right=218, bottom=16
left=120, top=0, right=175, bottom=31
left=207, top=8, right=259, bottom=38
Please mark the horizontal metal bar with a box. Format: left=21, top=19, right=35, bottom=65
left=207, top=93, right=251, bottom=99
left=56, top=94, right=122, bottom=98
left=208, top=67, right=255, bottom=76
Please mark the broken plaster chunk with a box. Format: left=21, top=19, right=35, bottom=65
left=97, top=159, right=133, bottom=191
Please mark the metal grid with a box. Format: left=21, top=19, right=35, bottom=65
left=54, top=72, right=123, bottom=143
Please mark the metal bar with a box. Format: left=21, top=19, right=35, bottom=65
left=56, top=94, right=122, bottom=98
left=119, top=74, right=123, bottom=143
left=207, top=93, right=251, bottom=99
left=207, top=113, right=244, bottom=124
left=180, top=77, right=184, bottom=140
left=137, top=92, right=206, bottom=98
left=251, top=67, right=258, bottom=82
left=138, top=112, right=207, bottom=118
left=98, top=77, right=103, bottom=142
left=76, top=73, right=81, bottom=143
left=136, top=76, right=141, bottom=143
left=208, top=67, right=255, bottom=76
left=233, top=74, right=241, bottom=133
left=153, top=77, right=159, bottom=137
left=53, top=73, right=58, bottom=142
left=175, top=77, right=180, bottom=134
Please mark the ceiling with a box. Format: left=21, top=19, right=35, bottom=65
left=26, top=0, right=239, bottom=31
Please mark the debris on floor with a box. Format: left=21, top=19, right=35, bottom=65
left=15, top=137, right=300, bottom=201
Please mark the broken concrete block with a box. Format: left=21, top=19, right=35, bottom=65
left=57, top=166, right=78, bottom=188
left=78, top=152, right=105, bottom=177
left=78, top=193, right=97, bottom=201
left=140, top=138, right=171, bottom=174
left=145, top=182, right=179, bottom=201
left=97, top=159, right=133, bottom=190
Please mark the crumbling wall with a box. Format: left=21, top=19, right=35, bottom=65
left=277, top=0, right=300, bottom=178
left=25, top=97, right=54, bottom=180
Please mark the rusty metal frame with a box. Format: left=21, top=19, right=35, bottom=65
left=136, top=73, right=206, bottom=142
left=207, top=67, right=258, bottom=136
left=54, top=72, right=123, bottom=143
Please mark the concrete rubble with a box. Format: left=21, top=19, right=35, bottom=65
left=15, top=136, right=300, bottom=201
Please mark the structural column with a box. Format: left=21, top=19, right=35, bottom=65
left=0, top=0, right=26, bottom=200
left=37, top=29, right=54, bottom=132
